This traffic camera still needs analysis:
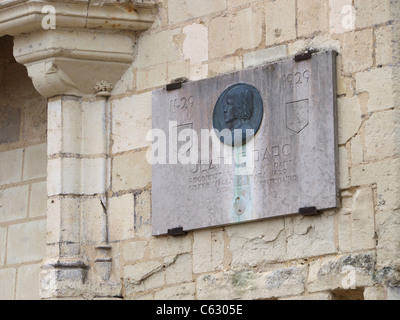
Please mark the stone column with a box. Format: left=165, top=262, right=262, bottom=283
left=0, top=0, right=157, bottom=299
left=43, top=95, right=111, bottom=298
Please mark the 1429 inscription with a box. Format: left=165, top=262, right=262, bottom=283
left=170, top=95, right=195, bottom=110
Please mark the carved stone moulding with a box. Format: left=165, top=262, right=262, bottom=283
left=0, top=0, right=158, bottom=98
left=0, top=0, right=157, bottom=35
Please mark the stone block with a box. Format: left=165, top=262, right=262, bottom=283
left=338, top=187, right=376, bottom=252
left=48, top=157, right=106, bottom=196
left=23, top=143, right=47, bottom=181
left=183, top=23, right=208, bottom=65
left=0, top=185, right=29, bottom=223
left=196, top=272, right=235, bottom=300
left=189, top=63, right=208, bottom=81
left=123, top=241, right=148, bottom=261
left=341, top=29, right=373, bottom=74
left=136, top=64, right=168, bottom=91
left=336, top=74, right=353, bottom=96
left=82, top=158, right=107, bottom=195
left=354, top=0, right=393, bottom=29
left=364, top=110, right=400, bottom=161
left=375, top=210, right=400, bottom=267
left=15, top=263, right=41, bottom=300
left=47, top=99, right=62, bottom=156
left=148, top=235, right=191, bottom=259
left=47, top=158, right=63, bottom=196
left=209, top=7, right=262, bottom=59
left=0, top=226, right=6, bottom=265
left=193, top=229, right=224, bottom=274
left=124, top=259, right=167, bottom=293
left=307, top=252, right=376, bottom=293
left=208, top=15, right=231, bottom=59
left=22, top=97, right=47, bottom=144
left=364, top=286, right=386, bottom=300
left=134, top=190, right=152, bottom=238
left=265, top=0, right=296, bottom=45
left=375, top=25, right=394, bottom=67
left=226, top=219, right=286, bottom=268
left=165, top=254, right=193, bottom=285
left=288, top=35, right=341, bottom=57
left=46, top=197, right=80, bottom=244
left=297, top=0, right=329, bottom=36
left=197, top=266, right=307, bottom=300
left=263, top=266, right=308, bottom=298
left=286, top=213, right=337, bottom=260
left=112, top=92, right=152, bottom=153
left=6, top=219, right=46, bottom=264
left=134, top=28, right=181, bottom=68
left=108, top=194, right=135, bottom=242
left=351, top=134, right=363, bottom=165
left=168, top=0, right=227, bottom=25
left=350, top=159, right=400, bottom=211
left=339, top=146, right=349, bottom=188
left=125, top=270, right=165, bottom=295
left=111, top=67, right=134, bottom=96
left=112, top=149, right=151, bottom=192
left=167, top=60, right=190, bottom=82
left=0, top=105, right=20, bottom=145
left=208, top=56, right=243, bottom=77
left=231, top=7, right=263, bottom=52
left=60, top=98, right=83, bottom=155
left=243, top=45, right=287, bottom=68
left=228, top=0, right=259, bottom=7
left=337, top=95, right=362, bottom=144
left=280, top=292, right=333, bottom=300
left=0, top=148, right=23, bottom=185
left=82, top=99, right=107, bottom=155
left=356, top=67, right=394, bottom=112
left=154, top=282, right=195, bottom=300
left=29, top=181, right=47, bottom=218
left=387, top=287, right=400, bottom=300
left=0, top=268, right=16, bottom=300
left=329, top=0, right=354, bottom=34
left=80, top=197, right=105, bottom=244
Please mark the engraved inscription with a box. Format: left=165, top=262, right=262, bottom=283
left=170, top=95, right=195, bottom=111
left=286, top=99, right=309, bottom=133
left=284, top=70, right=311, bottom=86
left=173, top=123, right=194, bottom=155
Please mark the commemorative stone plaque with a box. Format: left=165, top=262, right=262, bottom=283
left=151, top=51, right=338, bottom=236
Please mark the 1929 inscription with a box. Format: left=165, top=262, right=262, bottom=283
left=152, top=51, right=339, bottom=236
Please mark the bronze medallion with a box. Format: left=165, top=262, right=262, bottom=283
left=213, top=83, right=264, bottom=146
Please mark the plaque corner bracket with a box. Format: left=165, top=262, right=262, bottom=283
left=299, top=206, right=322, bottom=216
left=167, top=227, right=188, bottom=237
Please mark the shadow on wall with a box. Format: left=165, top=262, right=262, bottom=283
left=0, top=35, right=47, bottom=149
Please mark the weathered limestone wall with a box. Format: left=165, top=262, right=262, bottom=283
left=107, top=0, right=400, bottom=300
left=0, top=35, right=47, bottom=300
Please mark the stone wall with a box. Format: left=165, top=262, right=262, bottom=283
left=0, top=35, right=47, bottom=300
left=107, top=0, right=400, bottom=300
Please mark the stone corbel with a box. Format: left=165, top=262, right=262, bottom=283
left=0, top=0, right=158, bottom=299
left=0, top=0, right=157, bottom=98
